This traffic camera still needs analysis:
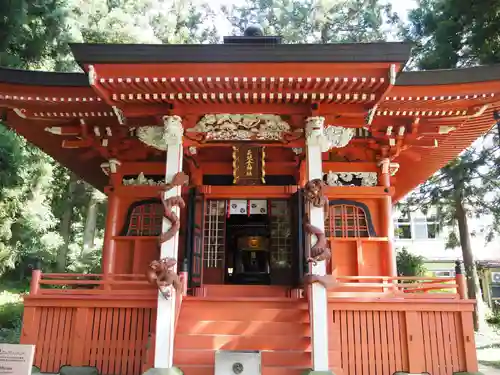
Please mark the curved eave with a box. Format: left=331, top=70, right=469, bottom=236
left=393, top=106, right=497, bottom=202
left=396, top=64, right=500, bottom=86
left=0, top=68, right=104, bottom=108
left=0, top=67, right=88, bottom=87
left=0, top=68, right=98, bottom=104
left=2, top=109, right=107, bottom=190
left=379, top=68, right=500, bottom=201
left=70, top=42, right=412, bottom=64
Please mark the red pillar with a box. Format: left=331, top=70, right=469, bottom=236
left=379, top=158, right=397, bottom=277
left=102, top=189, right=121, bottom=276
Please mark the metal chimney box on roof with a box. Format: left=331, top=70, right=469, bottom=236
left=223, top=35, right=282, bottom=44
left=223, top=25, right=282, bottom=44
left=214, top=350, right=261, bottom=375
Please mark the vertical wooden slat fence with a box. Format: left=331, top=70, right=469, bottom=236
left=328, top=300, right=478, bottom=375
left=24, top=272, right=478, bottom=374
left=22, top=296, right=157, bottom=375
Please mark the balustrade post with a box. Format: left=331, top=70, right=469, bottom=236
left=69, top=308, right=90, bottom=365
left=404, top=311, right=425, bottom=373
left=180, top=258, right=188, bottom=296
left=30, top=261, right=41, bottom=295
left=455, top=260, right=468, bottom=299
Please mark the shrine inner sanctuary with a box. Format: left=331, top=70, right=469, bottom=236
left=1, top=28, right=495, bottom=375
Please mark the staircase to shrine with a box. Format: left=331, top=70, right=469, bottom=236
left=173, top=285, right=312, bottom=375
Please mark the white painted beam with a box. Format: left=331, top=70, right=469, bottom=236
left=305, top=116, right=330, bottom=371
left=154, top=116, right=184, bottom=369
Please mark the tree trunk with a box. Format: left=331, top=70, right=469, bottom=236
left=455, top=196, right=486, bottom=331
left=82, top=189, right=99, bottom=256
left=320, top=24, right=329, bottom=44
left=56, top=173, right=78, bottom=272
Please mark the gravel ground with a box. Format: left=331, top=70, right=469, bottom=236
left=479, top=363, right=500, bottom=374
left=476, top=329, right=500, bottom=349
left=476, top=328, right=500, bottom=374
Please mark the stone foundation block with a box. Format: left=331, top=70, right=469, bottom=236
left=142, top=367, right=184, bottom=375
left=301, top=370, right=335, bottom=375
left=59, top=366, right=99, bottom=375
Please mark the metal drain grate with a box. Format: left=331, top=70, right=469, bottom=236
left=214, top=350, right=261, bottom=375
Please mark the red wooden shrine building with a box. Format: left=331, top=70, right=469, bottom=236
left=1, top=30, right=496, bottom=375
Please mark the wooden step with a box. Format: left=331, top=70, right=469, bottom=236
left=176, top=320, right=311, bottom=336
left=181, top=300, right=309, bottom=323
left=174, top=295, right=313, bottom=371
left=175, top=334, right=311, bottom=351
left=174, top=349, right=312, bottom=367
left=202, top=285, right=291, bottom=298
left=174, top=349, right=341, bottom=367
left=177, top=365, right=307, bottom=375
left=182, top=299, right=308, bottom=310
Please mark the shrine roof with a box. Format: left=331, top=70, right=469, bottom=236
left=395, top=64, right=500, bottom=86
left=69, top=42, right=412, bottom=65
left=0, top=67, right=88, bottom=87
left=1, top=50, right=500, bottom=200
left=3, top=62, right=500, bottom=89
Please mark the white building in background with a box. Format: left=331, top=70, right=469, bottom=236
left=393, top=207, right=500, bottom=263
left=393, top=208, right=500, bottom=305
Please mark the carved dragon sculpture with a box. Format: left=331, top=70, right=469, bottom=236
left=145, top=172, right=188, bottom=299
left=303, top=274, right=337, bottom=289
left=158, top=172, right=189, bottom=244
left=303, top=178, right=331, bottom=265
left=146, top=257, right=182, bottom=300
left=304, top=178, right=328, bottom=209
left=302, top=274, right=338, bottom=299
left=304, top=214, right=331, bottom=265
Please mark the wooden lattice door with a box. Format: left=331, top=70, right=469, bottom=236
left=290, top=190, right=306, bottom=287
left=185, top=188, right=203, bottom=288
left=202, top=200, right=226, bottom=284
left=269, top=199, right=294, bottom=285
left=186, top=188, right=204, bottom=288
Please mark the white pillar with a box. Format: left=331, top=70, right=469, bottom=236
left=154, top=115, right=184, bottom=369
left=305, top=117, right=355, bottom=372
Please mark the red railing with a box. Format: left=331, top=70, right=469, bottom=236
left=24, top=269, right=188, bottom=375
left=326, top=275, right=465, bottom=299
left=29, top=270, right=153, bottom=295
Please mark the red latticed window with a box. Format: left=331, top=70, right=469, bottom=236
left=126, top=202, right=163, bottom=236
left=325, top=205, right=369, bottom=238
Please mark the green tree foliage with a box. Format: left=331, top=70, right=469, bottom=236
left=0, top=0, right=71, bottom=70
left=0, top=124, right=61, bottom=276
left=0, top=0, right=105, bottom=277
left=222, top=0, right=396, bottom=43
left=396, top=247, right=426, bottom=277
left=402, top=0, right=500, bottom=330
left=0, top=0, right=218, bottom=280
left=0, top=124, right=107, bottom=277
left=402, top=0, right=500, bottom=69
left=67, top=0, right=219, bottom=45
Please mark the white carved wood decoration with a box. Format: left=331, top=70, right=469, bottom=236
left=324, top=171, right=378, bottom=187
left=188, top=114, right=292, bottom=141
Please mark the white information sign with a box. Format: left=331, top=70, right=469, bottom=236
left=0, top=344, right=35, bottom=375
